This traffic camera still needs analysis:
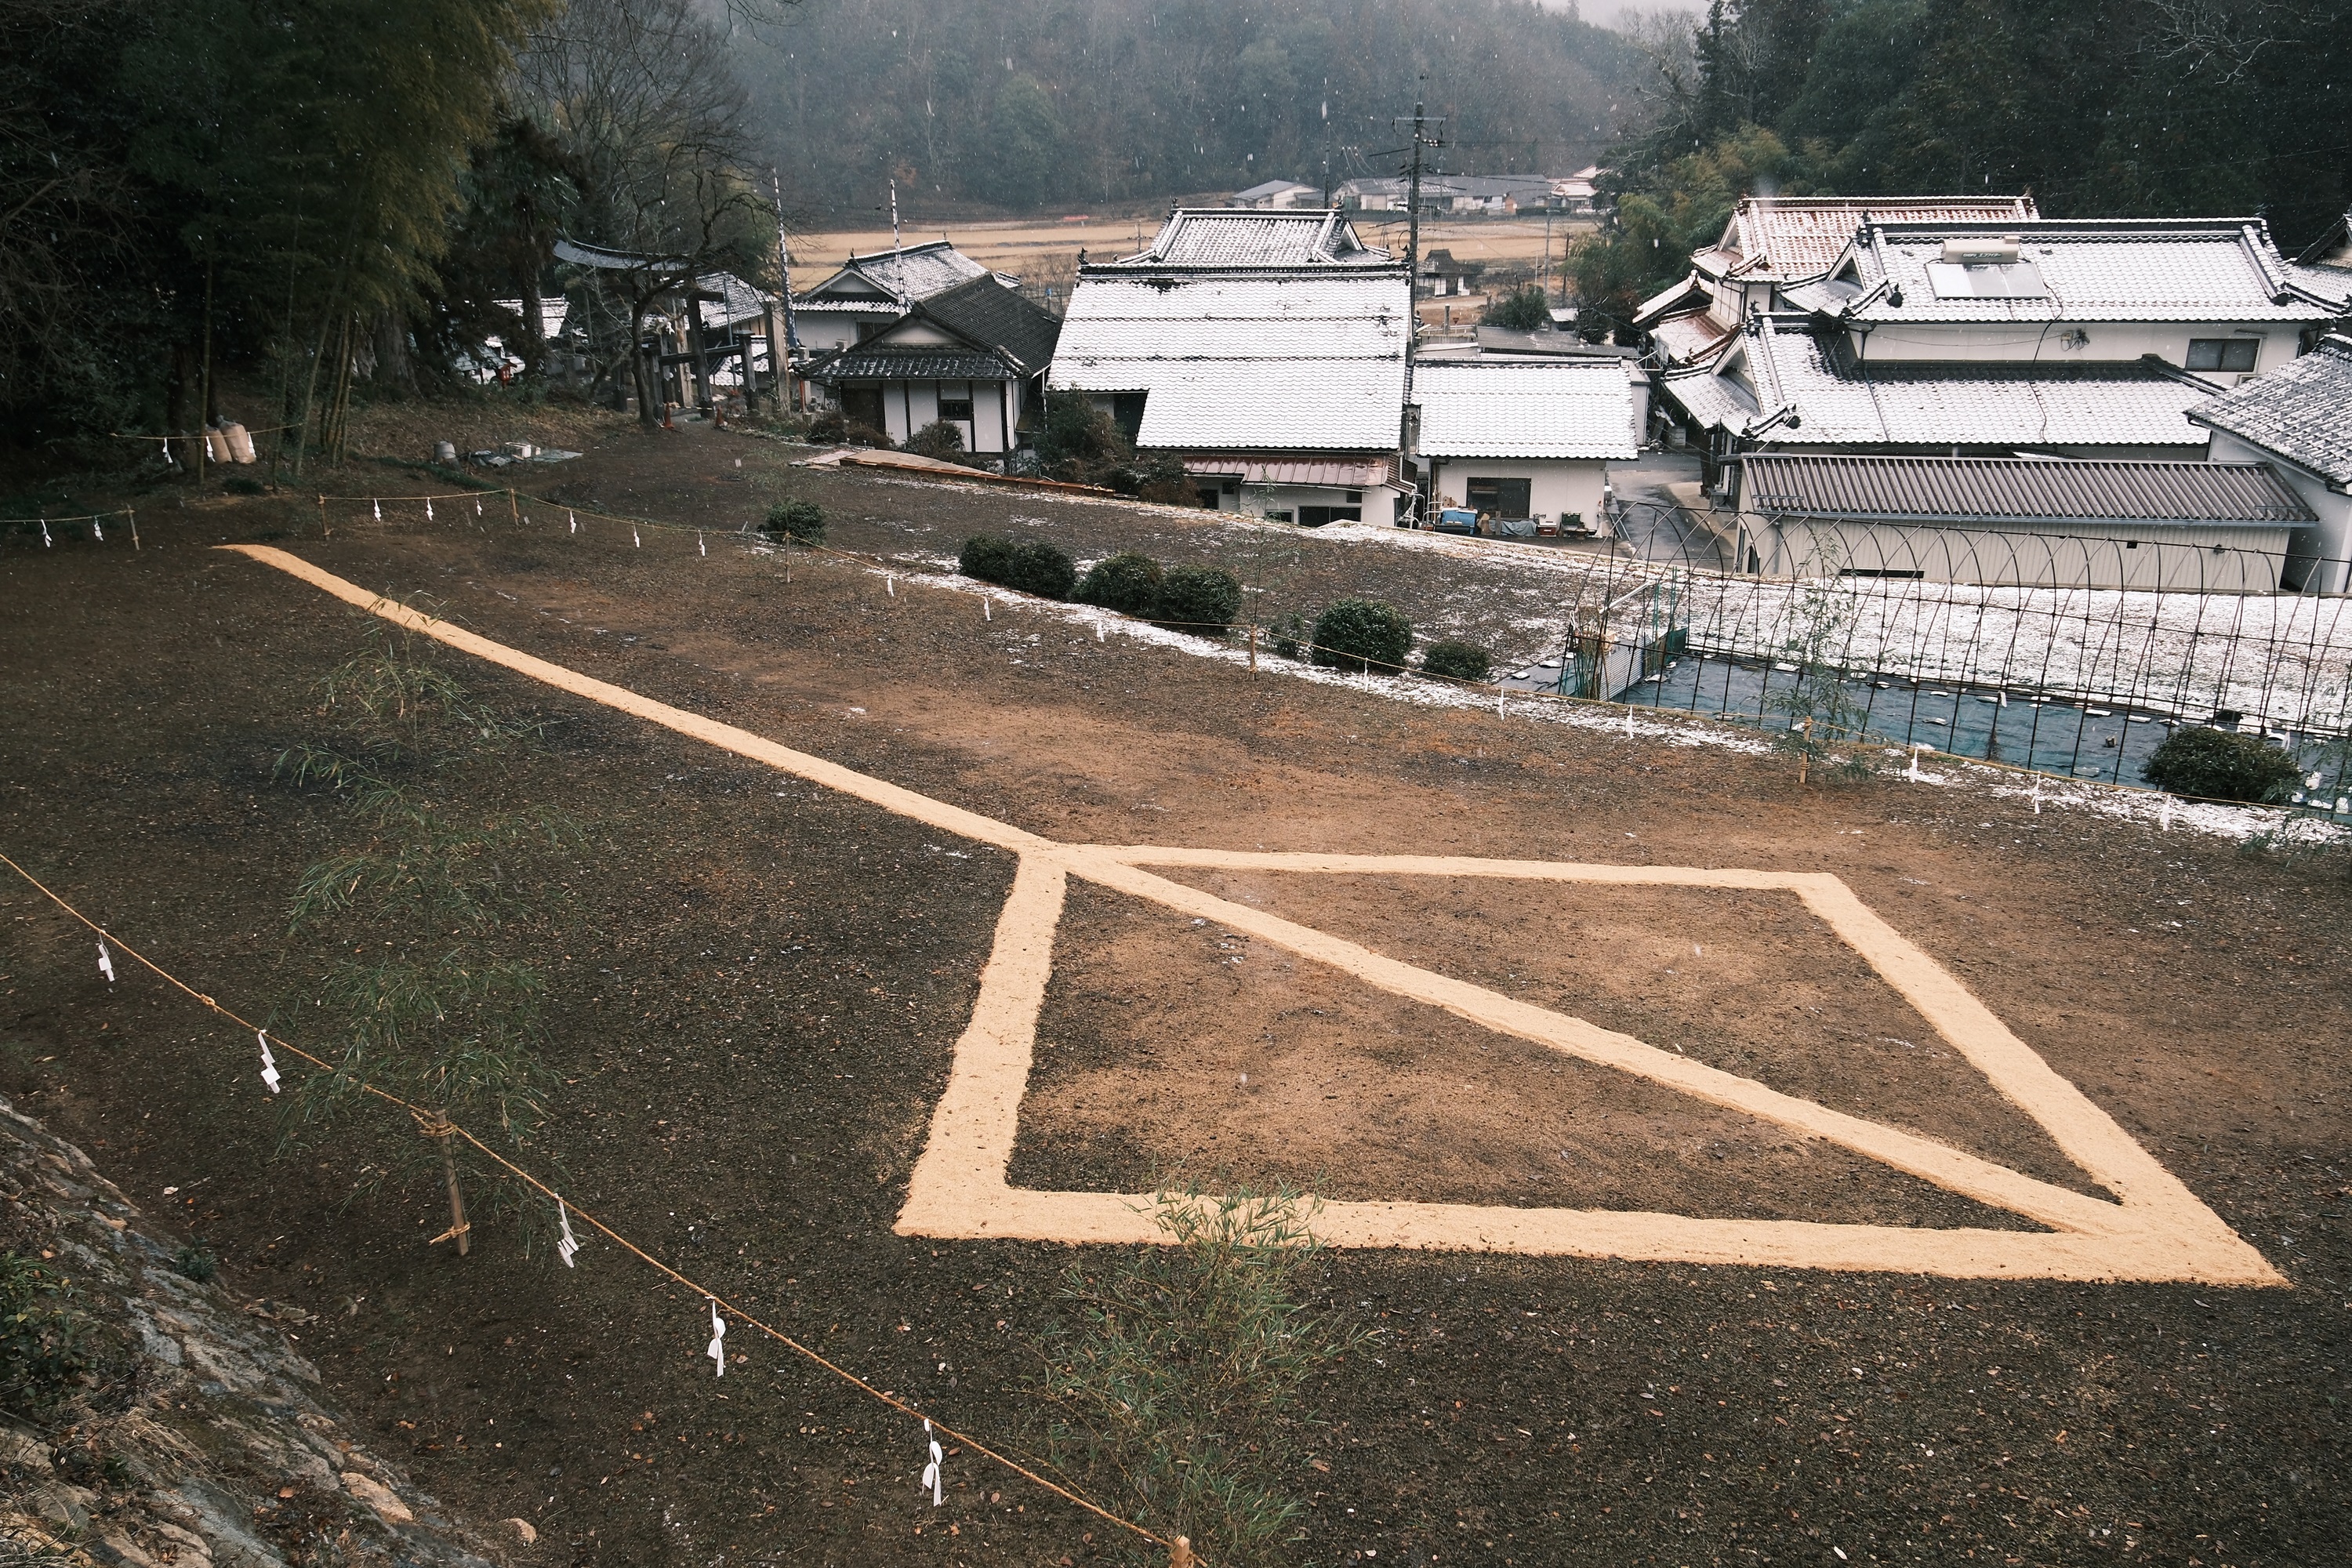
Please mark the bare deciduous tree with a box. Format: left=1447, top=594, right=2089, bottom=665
left=520, top=0, right=770, bottom=423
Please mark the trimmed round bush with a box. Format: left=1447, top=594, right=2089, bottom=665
left=1421, top=640, right=1492, bottom=681
left=1154, top=564, right=1242, bottom=633
left=1076, top=552, right=1164, bottom=615
left=2143, top=725, right=2301, bottom=803
left=960, top=533, right=1014, bottom=583
left=904, top=419, right=967, bottom=461
left=1004, top=538, right=1077, bottom=600
left=1312, top=599, right=1414, bottom=673
left=762, top=499, right=826, bottom=544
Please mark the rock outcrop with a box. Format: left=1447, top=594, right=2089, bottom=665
left=0, top=1099, right=505, bottom=1567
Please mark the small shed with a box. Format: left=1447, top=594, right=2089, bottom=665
left=1412, top=359, right=1641, bottom=533
left=1732, top=452, right=2311, bottom=590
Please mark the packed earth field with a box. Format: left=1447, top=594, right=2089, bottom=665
left=4, top=411, right=2350, bottom=1566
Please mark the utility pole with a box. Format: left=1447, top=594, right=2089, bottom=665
left=1319, top=89, right=1332, bottom=208
left=1393, top=90, right=1444, bottom=525
left=888, top=176, right=904, bottom=292
left=1394, top=90, right=1445, bottom=297
left=771, top=170, right=801, bottom=413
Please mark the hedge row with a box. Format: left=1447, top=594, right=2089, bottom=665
left=960, top=537, right=1243, bottom=633
left=957, top=537, right=1494, bottom=678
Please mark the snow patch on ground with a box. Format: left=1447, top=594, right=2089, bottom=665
left=877, top=557, right=2343, bottom=848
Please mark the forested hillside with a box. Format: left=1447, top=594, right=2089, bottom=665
left=740, top=0, right=1650, bottom=218
left=1570, top=0, right=2352, bottom=333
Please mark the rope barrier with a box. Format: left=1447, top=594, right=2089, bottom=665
left=2, top=507, right=136, bottom=528
left=107, top=423, right=303, bottom=441
left=0, top=849, right=1181, bottom=1560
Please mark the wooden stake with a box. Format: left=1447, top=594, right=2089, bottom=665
left=430, top=1120, right=471, bottom=1257
left=1798, top=717, right=1813, bottom=786
left=1248, top=622, right=1258, bottom=670
left=1169, top=1536, right=1196, bottom=1568
left=508, top=488, right=520, bottom=527
left=318, top=495, right=327, bottom=539
left=128, top=509, right=139, bottom=551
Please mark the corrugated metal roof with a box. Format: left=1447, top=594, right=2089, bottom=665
left=1740, top=453, right=2314, bottom=526
left=1181, top=457, right=1397, bottom=488
left=1414, top=361, right=1639, bottom=459
left=2187, top=334, right=2352, bottom=485
left=1835, top=220, right=2346, bottom=323
left=1231, top=179, right=1314, bottom=203
left=1661, top=316, right=2220, bottom=448
left=1722, top=196, right=2039, bottom=280
left=1049, top=272, right=1411, bottom=451
left=1112, top=209, right=1390, bottom=267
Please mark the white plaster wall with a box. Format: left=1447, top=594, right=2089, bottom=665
left=793, top=310, right=869, bottom=354
left=2211, top=430, right=2352, bottom=592
left=1240, top=483, right=1397, bottom=528
left=1853, top=321, right=2292, bottom=379
left=1424, top=459, right=1609, bottom=528
left=1747, top=515, right=2289, bottom=590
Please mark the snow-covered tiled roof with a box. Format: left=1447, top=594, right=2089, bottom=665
left=2188, top=334, right=2352, bottom=486
left=1828, top=220, right=2346, bottom=324
left=1414, top=360, right=1639, bottom=459
left=1049, top=271, right=1410, bottom=450
left=1112, top=209, right=1391, bottom=267
left=1661, top=315, right=2221, bottom=449
left=1632, top=271, right=1708, bottom=328
left=806, top=240, right=987, bottom=304
left=1649, top=310, right=1737, bottom=368
left=1719, top=196, right=2039, bottom=281
left=700, top=271, right=773, bottom=328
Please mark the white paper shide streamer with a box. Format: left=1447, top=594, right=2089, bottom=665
left=372, top=499, right=382, bottom=521
left=557, top=1199, right=580, bottom=1268
left=96, top=941, right=115, bottom=985
left=257, top=1030, right=281, bottom=1094
left=704, top=1298, right=727, bottom=1375
left=920, top=1419, right=943, bottom=1506
left=568, top=510, right=577, bottom=535
left=425, top=497, right=434, bottom=521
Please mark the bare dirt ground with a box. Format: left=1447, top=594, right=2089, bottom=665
left=4, top=416, right=2350, bottom=1566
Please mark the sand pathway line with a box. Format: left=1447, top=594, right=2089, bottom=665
left=223, top=545, right=2283, bottom=1284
